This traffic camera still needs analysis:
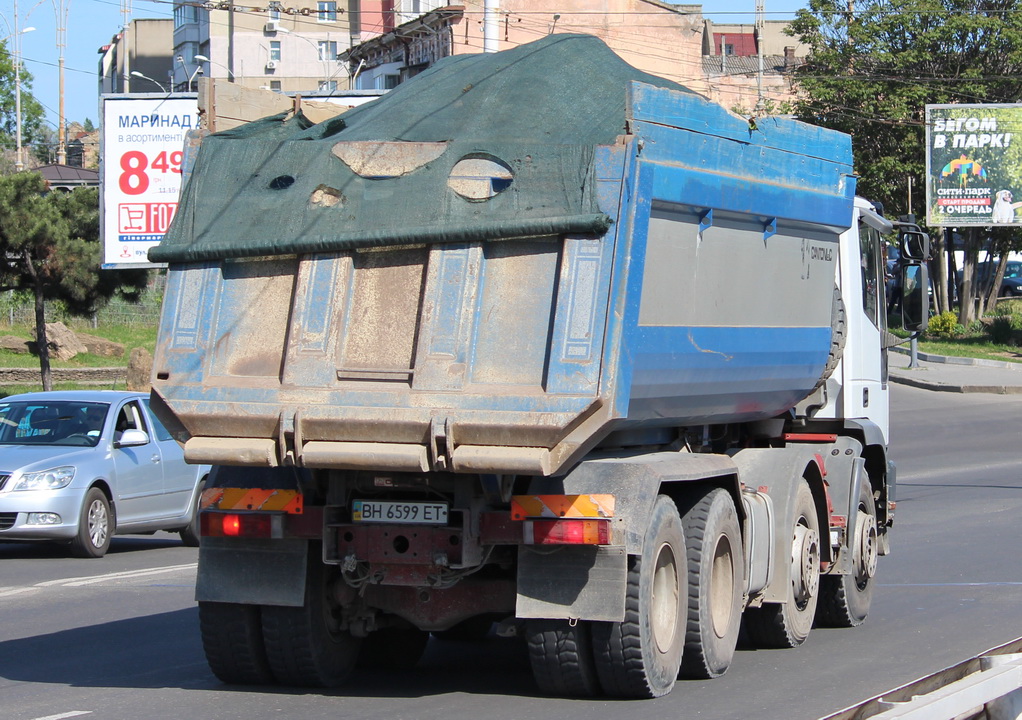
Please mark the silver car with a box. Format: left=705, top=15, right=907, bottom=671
left=0, top=390, right=209, bottom=557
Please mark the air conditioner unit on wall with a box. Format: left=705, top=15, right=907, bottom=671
left=264, top=20, right=279, bottom=32
left=265, top=60, right=278, bottom=70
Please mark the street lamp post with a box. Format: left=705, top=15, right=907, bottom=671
left=130, top=70, right=167, bottom=92
left=188, top=65, right=204, bottom=92
left=194, top=54, right=234, bottom=80
left=1, top=0, right=37, bottom=172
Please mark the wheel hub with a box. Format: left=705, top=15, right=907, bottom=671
left=651, top=541, right=680, bottom=654
left=87, top=499, right=108, bottom=547
left=709, top=535, right=735, bottom=639
left=855, top=510, right=878, bottom=580
left=791, top=522, right=820, bottom=606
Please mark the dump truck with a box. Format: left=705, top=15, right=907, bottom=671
left=148, top=34, right=930, bottom=699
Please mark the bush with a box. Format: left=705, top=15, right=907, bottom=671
left=989, top=316, right=1014, bottom=344
left=926, top=311, right=963, bottom=339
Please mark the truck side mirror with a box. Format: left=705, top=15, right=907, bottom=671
left=901, top=263, right=929, bottom=332
left=900, top=230, right=930, bottom=261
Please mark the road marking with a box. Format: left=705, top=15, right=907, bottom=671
left=0, top=563, right=197, bottom=596
left=35, top=563, right=198, bottom=587
left=29, top=712, right=93, bottom=720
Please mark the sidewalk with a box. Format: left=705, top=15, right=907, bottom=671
left=888, top=346, right=1022, bottom=394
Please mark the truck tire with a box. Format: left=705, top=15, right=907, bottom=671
left=70, top=487, right=112, bottom=558
left=358, top=628, right=431, bottom=670
left=744, top=479, right=820, bottom=648
left=678, top=488, right=744, bottom=679
left=817, top=479, right=877, bottom=627
left=198, top=601, right=275, bottom=685
left=591, top=495, right=686, bottom=698
left=261, top=557, right=361, bottom=687
left=527, top=619, right=601, bottom=697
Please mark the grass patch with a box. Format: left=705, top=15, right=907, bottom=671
left=0, top=323, right=157, bottom=376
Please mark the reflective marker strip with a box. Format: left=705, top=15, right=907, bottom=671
left=200, top=487, right=303, bottom=514
left=511, top=494, right=615, bottom=521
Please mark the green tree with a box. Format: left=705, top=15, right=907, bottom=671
left=0, top=40, right=46, bottom=159
left=0, top=173, right=149, bottom=390
left=787, top=0, right=1022, bottom=321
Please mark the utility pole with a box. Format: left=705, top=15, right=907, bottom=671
left=228, top=0, right=235, bottom=81
left=54, top=0, right=70, bottom=164
left=483, top=0, right=498, bottom=52
left=755, top=0, right=764, bottom=112
left=12, top=0, right=37, bottom=171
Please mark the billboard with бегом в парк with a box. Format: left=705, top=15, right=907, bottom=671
left=926, top=104, right=1022, bottom=227
left=100, top=94, right=198, bottom=269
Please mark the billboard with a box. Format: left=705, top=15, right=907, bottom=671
left=100, top=94, right=198, bottom=268
left=926, top=103, right=1022, bottom=227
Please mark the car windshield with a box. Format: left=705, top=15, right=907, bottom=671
left=0, top=401, right=110, bottom=447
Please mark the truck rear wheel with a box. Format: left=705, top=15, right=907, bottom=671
left=261, top=558, right=361, bottom=687
left=198, top=601, right=275, bottom=685
left=817, top=479, right=877, bottom=627
left=744, top=479, right=820, bottom=648
left=592, top=495, right=686, bottom=698
left=527, top=619, right=600, bottom=697
left=679, top=488, right=744, bottom=679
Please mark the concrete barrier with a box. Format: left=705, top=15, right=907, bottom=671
left=0, top=367, right=126, bottom=385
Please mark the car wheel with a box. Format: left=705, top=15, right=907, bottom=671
left=179, top=479, right=206, bottom=547
left=70, top=487, right=113, bottom=558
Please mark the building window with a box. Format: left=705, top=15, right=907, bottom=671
left=173, top=3, right=198, bottom=28
left=317, top=40, right=338, bottom=61
left=270, top=80, right=282, bottom=91
left=269, top=41, right=281, bottom=61
left=319, top=80, right=337, bottom=92
left=268, top=1, right=281, bottom=20
left=318, top=1, right=337, bottom=22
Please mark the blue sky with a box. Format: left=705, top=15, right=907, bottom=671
left=10, top=0, right=808, bottom=133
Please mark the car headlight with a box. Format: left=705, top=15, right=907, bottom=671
left=12, top=466, right=76, bottom=491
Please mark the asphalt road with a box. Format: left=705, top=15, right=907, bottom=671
left=2, top=383, right=1021, bottom=720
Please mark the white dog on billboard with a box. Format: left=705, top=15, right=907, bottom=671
left=991, top=190, right=1022, bottom=223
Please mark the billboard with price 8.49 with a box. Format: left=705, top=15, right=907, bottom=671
left=101, top=95, right=198, bottom=268
left=926, top=103, right=1022, bottom=227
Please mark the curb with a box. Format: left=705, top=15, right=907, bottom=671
left=891, top=346, right=1022, bottom=370
left=888, top=373, right=1022, bottom=395
left=889, top=348, right=1022, bottom=394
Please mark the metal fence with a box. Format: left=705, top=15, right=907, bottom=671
left=0, top=285, right=164, bottom=330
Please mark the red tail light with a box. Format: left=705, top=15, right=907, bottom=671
left=201, top=511, right=275, bottom=538
left=525, top=519, right=611, bottom=545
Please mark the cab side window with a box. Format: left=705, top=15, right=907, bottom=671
left=114, top=401, right=150, bottom=442
left=860, top=224, right=883, bottom=329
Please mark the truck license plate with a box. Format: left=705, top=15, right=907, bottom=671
left=353, top=500, right=449, bottom=524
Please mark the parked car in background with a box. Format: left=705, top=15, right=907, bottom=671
left=0, top=391, right=209, bottom=557
left=955, top=260, right=1022, bottom=298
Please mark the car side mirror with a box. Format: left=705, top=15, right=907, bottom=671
left=115, top=428, right=150, bottom=448
left=899, top=229, right=930, bottom=261
left=901, top=263, right=929, bottom=332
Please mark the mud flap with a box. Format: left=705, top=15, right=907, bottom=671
left=516, top=545, right=627, bottom=621
left=196, top=537, right=309, bottom=607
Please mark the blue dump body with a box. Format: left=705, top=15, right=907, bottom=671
left=151, top=42, right=854, bottom=477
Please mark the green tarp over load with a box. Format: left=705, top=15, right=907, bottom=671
left=149, top=33, right=694, bottom=264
